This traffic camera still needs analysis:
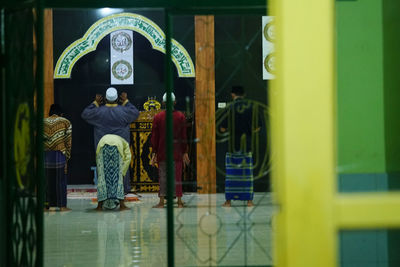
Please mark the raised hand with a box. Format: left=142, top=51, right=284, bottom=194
left=150, top=153, right=158, bottom=167
left=95, top=94, right=103, bottom=105
left=119, top=92, right=128, bottom=103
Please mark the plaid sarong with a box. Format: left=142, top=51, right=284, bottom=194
left=225, top=152, right=254, bottom=201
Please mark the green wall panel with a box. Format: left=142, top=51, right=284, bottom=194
left=383, top=0, right=400, bottom=174
left=337, top=0, right=386, bottom=174
left=336, top=1, right=394, bottom=267
left=340, top=230, right=388, bottom=267
left=0, top=181, right=4, bottom=267
left=383, top=3, right=400, bottom=264
left=338, top=173, right=388, bottom=192
left=388, top=230, right=400, bottom=267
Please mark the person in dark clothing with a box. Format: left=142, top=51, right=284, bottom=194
left=220, top=86, right=260, bottom=207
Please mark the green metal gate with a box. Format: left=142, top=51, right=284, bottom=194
left=0, top=2, right=44, bottom=266
left=1, top=1, right=267, bottom=266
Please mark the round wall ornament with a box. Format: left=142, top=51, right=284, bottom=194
left=112, top=60, right=133, bottom=80
left=264, top=53, right=276, bottom=74
left=111, top=31, right=133, bottom=53
left=263, top=22, right=276, bottom=42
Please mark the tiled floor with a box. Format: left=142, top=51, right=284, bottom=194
left=44, top=193, right=274, bottom=267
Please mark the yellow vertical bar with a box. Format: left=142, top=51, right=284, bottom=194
left=270, top=1, right=336, bottom=267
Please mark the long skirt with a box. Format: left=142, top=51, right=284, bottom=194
left=158, top=161, right=183, bottom=198
left=225, top=152, right=254, bottom=201
left=96, top=145, right=125, bottom=209
left=45, top=151, right=67, bottom=208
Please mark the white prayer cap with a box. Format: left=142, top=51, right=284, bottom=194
left=106, top=87, right=118, bottom=102
left=162, top=92, right=176, bottom=102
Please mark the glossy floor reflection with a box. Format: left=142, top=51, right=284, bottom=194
left=44, top=193, right=274, bottom=267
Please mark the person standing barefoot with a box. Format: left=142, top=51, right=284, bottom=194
left=150, top=92, right=190, bottom=209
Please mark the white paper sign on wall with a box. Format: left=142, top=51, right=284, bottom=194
left=111, top=30, right=134, bottom=85
left=262, top=16, right=275, bottom=80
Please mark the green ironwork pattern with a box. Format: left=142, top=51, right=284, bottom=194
left=3, top=6, right=42, bottom=267
left=176, top=194, right=274, bottom=266
left=2, top=3, right=268, bottom=267
left=173, top=12, right=272, bottom=266
left=216, top=100, right=270, bottom=180
left=175, top=96, right=272, bottom=266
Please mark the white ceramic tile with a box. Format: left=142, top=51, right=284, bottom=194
left=44, top=193, right=274, bottom=267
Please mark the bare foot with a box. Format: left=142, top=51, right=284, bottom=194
left=94, top=201, right=103, bottom=211
left=153, top=203, right=164, bottom=208
left=222, top=201, right=231, bottom=207
left=94, top=206, right=103, bottom=211
left=60, top=207, right=71, bottom=212
left=247, top=201, right=254, bottom=207
left=177, top=202, right=184, bottom=208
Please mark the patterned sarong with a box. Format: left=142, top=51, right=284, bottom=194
left=96, top=145, right=125, bottom=209
left=225, top=152, right=254, bottom=201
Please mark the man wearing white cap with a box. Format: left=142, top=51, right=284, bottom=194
left=81, top=87, right=138, bottom=147
left=150, top=92, right=190, bottom=208
left=81, top=87, right=139, bottom=209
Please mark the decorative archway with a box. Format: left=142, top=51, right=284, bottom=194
left=54, top=12, right=195, bottom=78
